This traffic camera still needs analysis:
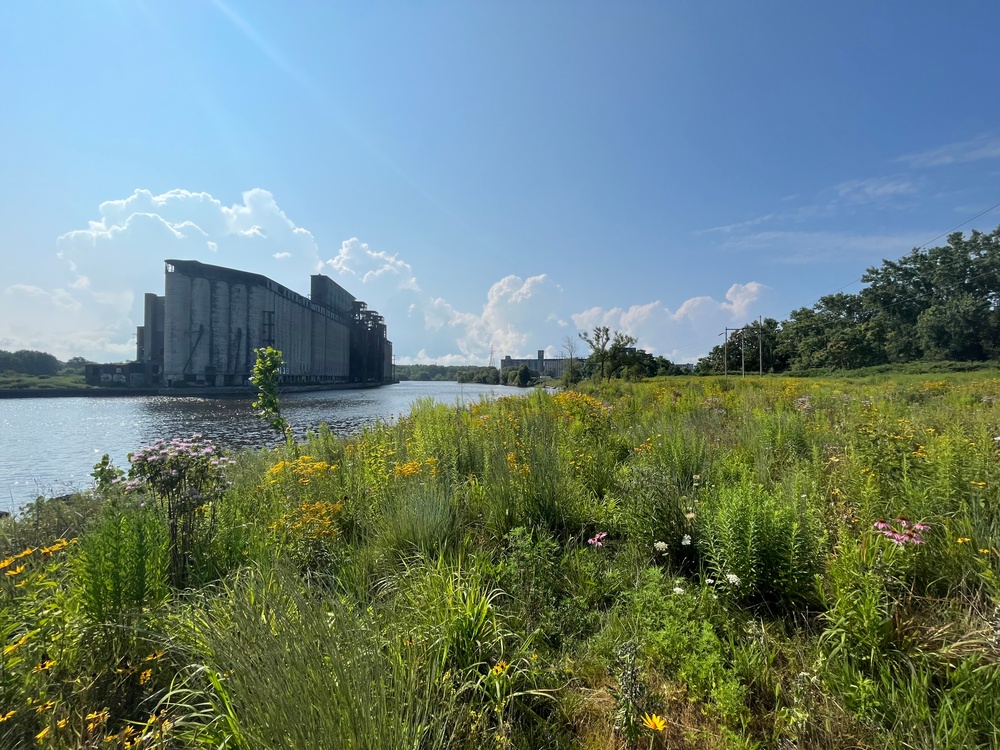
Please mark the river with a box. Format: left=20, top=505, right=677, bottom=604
left=0, top=381, right=520, bottom=512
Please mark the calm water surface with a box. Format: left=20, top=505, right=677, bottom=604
left=0, top=381, right=519, bottom=512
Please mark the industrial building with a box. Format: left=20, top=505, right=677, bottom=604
left=88, top=259, right=393, bottom=389
left=500, top=350, right=570, bottom=378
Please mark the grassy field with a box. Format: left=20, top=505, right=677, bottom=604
left=2, top=374, right=999, bottom=749
left=0, top=372, right=88, bottom=390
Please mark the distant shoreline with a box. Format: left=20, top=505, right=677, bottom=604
left=0, top=382, right=397, bottom=400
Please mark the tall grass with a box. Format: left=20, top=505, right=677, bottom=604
left=3, top=373, right=1000, bottom=748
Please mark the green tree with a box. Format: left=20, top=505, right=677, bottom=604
left=916, top=293, right=989, bottom=360
left=579, top=326, right=612, bottom=380
left=579, top=327, right=637, bottom=381
left=777, top=294, right=885, bottom=371
left=0, top=349, right=62, bottom=376
left=606, top=331, right=639, bottom=379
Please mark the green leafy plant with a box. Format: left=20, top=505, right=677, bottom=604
left=250, top=346, right=291, bottom=442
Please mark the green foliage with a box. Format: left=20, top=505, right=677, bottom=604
left=76, top=501, right=169, bottom=622
left=125, top=435, right=234, bottom=587
left=174, top=562, right=454, bottom=749
left=0, top=371, right=88, bottom=390
left=456, top=366, right=501, bottom=384
left=698, top=478, right=824, bottom=607
left=7, top=374, right=1000, bottom=748
left=0, top=349, right=62, bottom=376
left=698, top=226, right=1000, bottom=373
left=378, top=484, right=458, bottom=560
left=395, top=363, right=470, bottom=381
left=579, top=326, right=638, bottom=381
left=249, top=346, right=291, bottom=441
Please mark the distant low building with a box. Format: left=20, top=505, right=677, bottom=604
left=500, top=349, right=571, bottom=378
left=89, top=259, right=393, bottom=388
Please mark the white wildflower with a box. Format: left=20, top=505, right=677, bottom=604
left=653, top=541, right=668, bottom=553
left=681, top=534, right=692, bottom=546
left=705, top=578, right=715, bottom=585
left=725, top=573, right=741, bottom=587
left=672, top=587, right=685, bottom=595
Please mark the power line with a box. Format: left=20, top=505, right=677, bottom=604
left=704, top=198, right=1000, bottom=366
left=827, top=198, right=1000, bottom=296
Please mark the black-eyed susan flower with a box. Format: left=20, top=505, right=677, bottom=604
left=641, top=712, right=667, bottom=731
left=31, top=660, right=56, bottom=674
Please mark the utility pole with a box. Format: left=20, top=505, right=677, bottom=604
left=720, top=329, right=729, bottom=376
left=759, top=316, right=763, bottom=376
left=740, top=327, right=745, bottom=377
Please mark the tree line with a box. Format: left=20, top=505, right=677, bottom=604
left=697, top=227, right=1000, bottom=373
left=0, top=350, right=89, bottom=377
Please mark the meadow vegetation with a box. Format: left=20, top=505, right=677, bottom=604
left=2, top=373, right=1000, bottom=748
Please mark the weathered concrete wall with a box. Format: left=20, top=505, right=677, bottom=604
left=189, top=276, right=211, bottom=378
left=163, top=268, right=192, bottom=383
left=160, top=260, right=386, bottom=386
left=229, top=283, right=248, bottom=378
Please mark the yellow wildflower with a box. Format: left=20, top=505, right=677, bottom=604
left=393, top=460, right=422, bottom=477
left=87, top=708, right=110, bottom=732
left=641, top=712, right=667, bottom=731
left=5, top=564, right=25, bottom=577
left=957, top=537, right=971, bottom=544
left=36, top=726, right=50, bottom=740
left=0, top=710, right=15, bottom=723
left=140, top=669, right=152, bottom=684
left=4, top=633, right=30, bottom=655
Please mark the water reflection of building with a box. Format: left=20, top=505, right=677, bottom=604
left=87, top=259, right=393, bottom=388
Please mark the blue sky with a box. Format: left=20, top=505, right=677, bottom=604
left=3, top=2, right=1000, bottom=365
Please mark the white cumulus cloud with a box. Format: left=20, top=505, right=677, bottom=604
left=324, top=238, right=420, bottom=291
left=1, top=188, right=325, bottom=361
left=571, top=282, right=767, bottom=363
left=6, top=186, right=767, bottom=367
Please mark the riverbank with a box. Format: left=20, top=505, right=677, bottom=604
left=0, top=380, right=516, bottom=511
left=0, top=381, right=398, bottom=399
